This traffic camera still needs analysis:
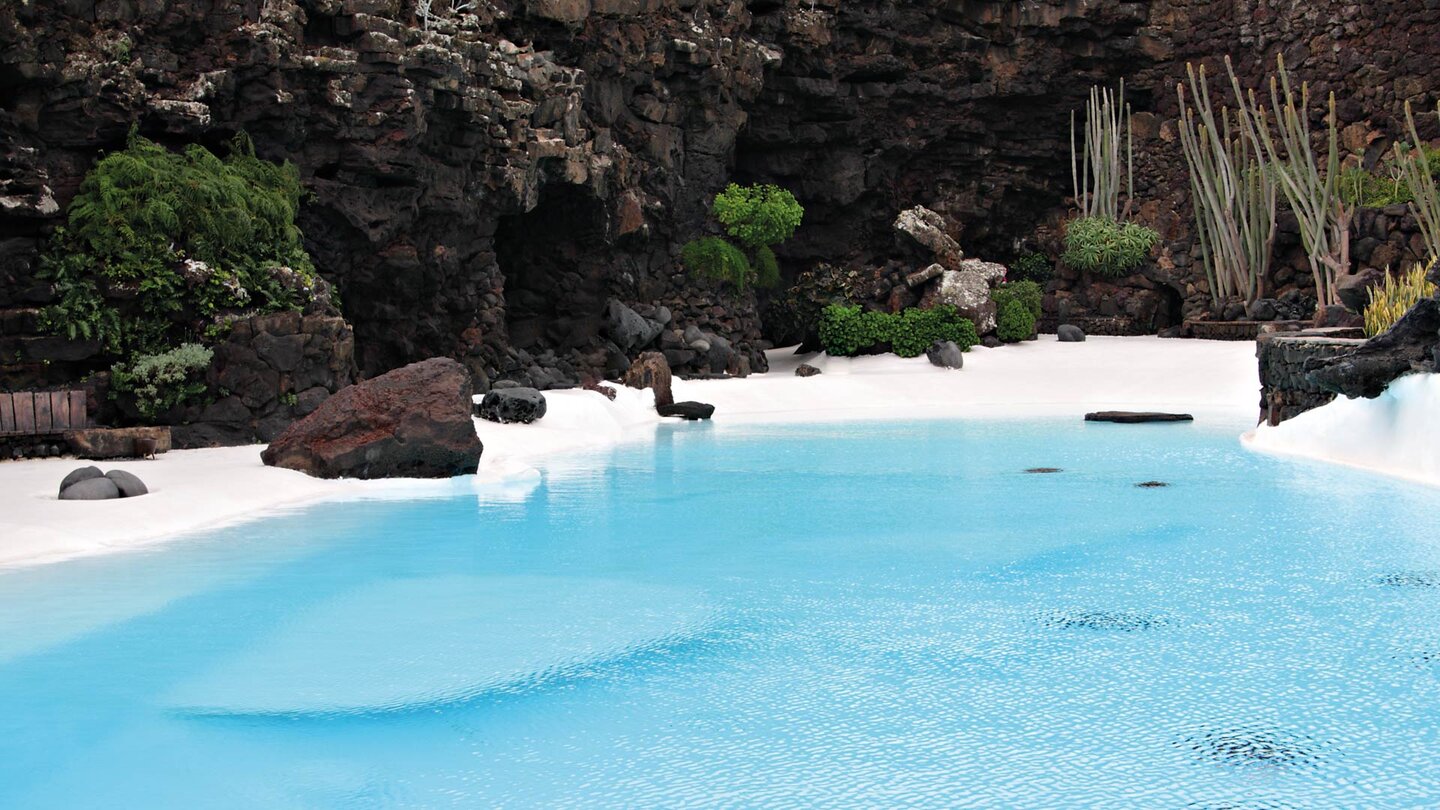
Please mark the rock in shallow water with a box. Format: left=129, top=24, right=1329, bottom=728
left=476, top=388, right=547, bottom=424
left=262, top=358, right=483, bottom=479
left=1085, top=411, right=1193, bottom=423
left=657, top=401, right=715, bottom=420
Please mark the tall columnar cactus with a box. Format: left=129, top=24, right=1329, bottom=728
left=1398, top=101, right=1440, bottom=263
left=1225, top=54, right=1350, bottom=308
left=1070, top=81, right=1133, bottom=221
left=1177, top=63, right=1278, bottom=305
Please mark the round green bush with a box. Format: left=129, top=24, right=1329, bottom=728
left=996, top=298, right=1036, bottom=343
left=819, top=304, right=979, bottom=358
left=681, top=236, right=754, bottom=289
left=712, top=183, right=804, bottom=250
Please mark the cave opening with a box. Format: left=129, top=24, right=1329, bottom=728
left=494, top=184, right=610, bottom=356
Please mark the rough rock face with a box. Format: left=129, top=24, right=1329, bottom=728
left=2, top=0, right=1438, bottom=383
left=1306, top=298, right=1440, bottom=399
left=923, top=260, right=1006, bottom=335
left=261, top=357, right=482, bottom=479
left=476, top=387, right=547, bottom=424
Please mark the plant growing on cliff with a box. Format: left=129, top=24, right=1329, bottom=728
left=1363, top=263, right=1437, bottom=338
left=110, top=343, right=214, bottom=422
left=1061, top=217, right=1158, bottom=277
left=682, top=183, right=803, bottom=290
left=1398, top=101, right=1440, bottom=262
left=1225, top=54, right=1351, bottom=307
left=1176, top=62, right=1278, bottom=306
left=1011, top=252, right=1053, bottom=285
left=38, top=129, right=323, bottom=359
left=1071, top=81, right=1134, bottom=222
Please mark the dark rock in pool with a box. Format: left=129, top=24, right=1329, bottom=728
left=657, top=401, right=715, bottom=420
left=58, top=466, right=104, bottom=497
left=476, top=387, right=547, bottom=424
left=105, top=469, right=149, bottom=497
left=795, top=363, right=821, bottom=377
left=926, top=339, right=965, bottom=369
left=1135, top=480, right=1170, bottom=488
left=262, top=358, right=483, bottom=479
left=59, top=476, right=121, bottom=500
left=1085, top=411, right=1194, bottom=423
left=1057, top=324, right=1086, bottom=342
left=1024, top=467, right=1062, bottom=474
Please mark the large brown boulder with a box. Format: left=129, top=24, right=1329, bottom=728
left=261, top=358, right=482, bottom=479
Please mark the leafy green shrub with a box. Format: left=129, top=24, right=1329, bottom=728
left=38, top=129, right=322, bottom=358
left=110, top=343, right=214, bottom=421
left=991, top=280, right=1043, bottom=320
left=819, top=304, right=978, bottom=358
left=1061, top=216, right=1159, bottom=277
left=1364, top=263, right=1437, bottom=337
left=684, top=183, right=803, bottom=290
left=1011, top=252, right=1052, bottom=284
left=681, top=236, right=754, bottom=289
left=712, top=183, right=804, bottom=250
left=996, top=298, right=1036, bottom=343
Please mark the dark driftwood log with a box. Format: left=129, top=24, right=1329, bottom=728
left=1084, top=412, right=1194, bottom=423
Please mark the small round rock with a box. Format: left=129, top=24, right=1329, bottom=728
left=105, top=469, right=150, bottom=498
left=59, top=477, right=122, bottom=501
left=58, top=466, right=105, bottom=498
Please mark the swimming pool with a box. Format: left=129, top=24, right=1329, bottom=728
left=1, top=418, right=1437, bottom=807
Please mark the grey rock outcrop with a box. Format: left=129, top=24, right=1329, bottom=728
left=477, top=388, right=548, bottom=424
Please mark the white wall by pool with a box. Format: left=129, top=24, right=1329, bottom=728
left=1244, top=373, right=1440, bottom=489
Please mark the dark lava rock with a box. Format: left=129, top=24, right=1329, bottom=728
left=623, top=351, right=674, bottom=408
left=262, top=358, right=483, bottom=479
left=1024, top=467, right=1063, bottom=474
left=104, top=470, right=149, bottom=497
left=1312, top=304, right=1365, bottom=329
left=1335, top=268, right=1385, bottom=313
left=1306, top=297, right=1440, bottom=399
left=926, top=340, right=965, bottom=369
left=1246, top=298, right=1279, bottom=321
left=59, top=477, right=121, bottom=500
left=476, top=387, right=547, bottom=424
left=980, top=335, right=1004, bottom=348
left=657, top=401, right=715, bottom=420
left=1085, top=411, right=1194, bottom=423
left=1135, top=480, right=1170, bottom=488
left=605, top=299, right=663, bottom=353
left=58, top=466, right=104, bottom=497
left=795, top=363, right=822, bottom=377
left=1057, top=324, right=1087, bottom=342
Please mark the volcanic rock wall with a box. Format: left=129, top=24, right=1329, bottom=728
left=2, top=0, right=1438, bottom=396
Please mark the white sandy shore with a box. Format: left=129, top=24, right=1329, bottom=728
left=1, top=336, right=1260, bottom=569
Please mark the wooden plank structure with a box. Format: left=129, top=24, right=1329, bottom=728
left=0, top=390, right=89, bottom=436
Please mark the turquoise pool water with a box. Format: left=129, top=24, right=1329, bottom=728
left=1, top=419, right=1438, bottom=807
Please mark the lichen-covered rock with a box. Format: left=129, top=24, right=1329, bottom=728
left=64, top=427, right=172, bottom=459
left=261, top=358, right=482, bottom=479
left=894, top=207, right=963, bottom=268
left=929, top=269, right=998, bottom=335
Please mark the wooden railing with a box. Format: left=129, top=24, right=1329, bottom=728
left=0, top=390, right=89, bottom=436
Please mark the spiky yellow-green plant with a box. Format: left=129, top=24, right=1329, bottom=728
left=1363, top=263, right=1437, bottom=337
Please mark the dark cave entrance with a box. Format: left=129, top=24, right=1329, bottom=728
left=494, top=185, right=610, bottom=355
